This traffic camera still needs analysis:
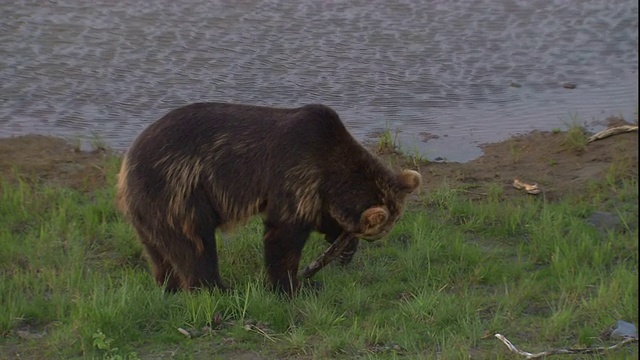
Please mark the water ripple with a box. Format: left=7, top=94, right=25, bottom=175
left=0, top=0, right=637, bottom=161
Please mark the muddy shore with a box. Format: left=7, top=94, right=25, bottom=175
left=0, top=118, right=637, bottom=203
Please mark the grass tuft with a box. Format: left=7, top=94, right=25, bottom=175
left=563, top=115, right=589, bottom=152
left=376, top=125, right=399, bottom=155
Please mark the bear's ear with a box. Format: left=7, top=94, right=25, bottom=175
left=361, top=206, right=389, bottom=230
left=397, top=169, right=422, bottom=193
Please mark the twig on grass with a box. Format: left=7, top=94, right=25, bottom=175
left=244, top=323, right=279, bottom=343
left=459, top=189, right=487, bottom=197
left=495, top=333, right=638, bottom=358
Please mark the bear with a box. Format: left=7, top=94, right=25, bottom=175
left=116, top=102, right=421, bottom=295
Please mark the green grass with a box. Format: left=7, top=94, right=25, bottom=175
left=508, top=140, right=523, bottom=163
left=375, top=127, right=430, bottom=168
left=0, top=161, right=638, bottom=359
left=562, top=115, right=589, bottom=152
left=376, top=126, right=399, bottom=155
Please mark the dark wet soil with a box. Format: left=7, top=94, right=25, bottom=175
left=376, top=117, right=638, bottom=202
left=0, top=134, right=115, bottom=191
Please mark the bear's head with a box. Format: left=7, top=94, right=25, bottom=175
left=355, top=169, right=422, bottom=241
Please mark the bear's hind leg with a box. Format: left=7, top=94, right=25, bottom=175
left=155, top=226, right=226, bottom=292
left=263, top=220, right=311, bottom=295
left=188, top=231, right=227, bottom=291
left=132, top=228, right=182, bottom=292
left=144, top=242, right=182, bottom=293
left=165, top=191, right=228, bottom=292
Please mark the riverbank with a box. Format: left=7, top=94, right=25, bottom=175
left=2, top=117, right=636, bottom=200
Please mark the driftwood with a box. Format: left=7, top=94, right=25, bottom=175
left=587, top=125, right=638, bottom=143
left=513, top=179, right=541, bottom=195
left=299, top=232, right=356, bottom=279
left=495, top=333, right=638, bottom=359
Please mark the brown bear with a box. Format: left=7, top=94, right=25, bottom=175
left=116, top=102, right=421, bottom=295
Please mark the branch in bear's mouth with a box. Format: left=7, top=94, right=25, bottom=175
left=299, top=232, right=356, bottom=279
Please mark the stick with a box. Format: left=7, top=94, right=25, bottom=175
left=587, top=125, right=638, bottom=143
left=299, top=232, right=356, bottom=279
left=495, top=333, right=638, bottom=358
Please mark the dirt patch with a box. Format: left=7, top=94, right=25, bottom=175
left=373, top=118, right=638, bottom=202
left=0, top=122, right=637, bottom=202
left=0, top=134, right=115, bottom=192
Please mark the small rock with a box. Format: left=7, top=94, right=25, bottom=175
left=212, top=312, right=224, bottom=327
left=611, top=320, right=637, bottom=339
left=586, top=211, right=621, bottom=232
left=222, top=337, right=236, bottom=345
left=16, top=330, right=45, bottom=340
left=510, top=82, right=522, bottom=88
left=420, top=131, right=440, bottom=142
left=563, top=82, right=577, bottom=89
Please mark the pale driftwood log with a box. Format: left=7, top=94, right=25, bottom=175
left=495, top=333, right=638, bottom=358
left=587, top=125, right=638, bottom=143
left=299, top=232, right=356, bottom=279
left=513, top=179, right=541, bottom=195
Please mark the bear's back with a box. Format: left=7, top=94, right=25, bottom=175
left=129, top=102, right=350, bottom=162
left=121, top=102, right=364, bottom=226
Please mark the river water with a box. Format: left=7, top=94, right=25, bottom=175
left=1, top=0, right=637, bottom=162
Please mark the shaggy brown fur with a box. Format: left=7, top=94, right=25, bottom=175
left=117, top=102, right=421, bottom=295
